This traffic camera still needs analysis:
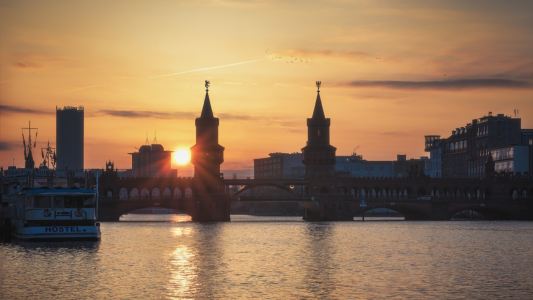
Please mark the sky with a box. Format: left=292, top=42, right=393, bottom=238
left=1, top=0, right=533, bottom=176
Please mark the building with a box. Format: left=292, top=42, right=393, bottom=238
left=56, top=106, right=84, bottom=171
left=424, top=136, right=442, bottom=178
left=301, top=83, right=337, bottom=178
left=426, top=112, right=530, bottom=178
left=335, top=153, right=394, bottom=178
left=254, top=152, right=303, bottom=179
left=128, top=143, right=176, bottom=177
left=254, top=152, right=425, bottom=179
left=490, top=145, right=530, bottom=175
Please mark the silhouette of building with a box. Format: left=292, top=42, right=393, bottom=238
left=426, top=112, right=530, bottom=178
left=301, top=82, right=336, bottom=178
left=128, top=143, right=176, bottom=177
left=56, top=106, right=84, bottom=171
left=254, top=152, right=303, bottom=179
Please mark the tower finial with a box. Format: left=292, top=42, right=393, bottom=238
left=205, top=80, right=210, bottom=92
left=316, top=81, right=321, bottom=92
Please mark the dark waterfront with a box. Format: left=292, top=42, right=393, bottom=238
left=2, top=216, right=533, bottom=299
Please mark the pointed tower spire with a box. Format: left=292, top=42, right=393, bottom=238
left=311, top=81, right=326, bottom=120
left=200, top=80, right=214, bottom=119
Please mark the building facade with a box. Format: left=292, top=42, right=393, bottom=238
left=128, top=143, right=176, bottom=178
left=426, top=112, right=530, bottom=178
left=56, top=106, right=84, bottom=171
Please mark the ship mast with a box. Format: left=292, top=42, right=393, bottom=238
left=22, top=121, right=38, bottom=169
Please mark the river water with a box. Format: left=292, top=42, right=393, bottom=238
left=1, top=215, right=533, bottom=299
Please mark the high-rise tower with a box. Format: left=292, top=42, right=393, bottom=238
left=190, top=81, right=225, bottom=191
left=56, top=106, right=84, bottom=171
left=301, top=81, right=336, bottom=178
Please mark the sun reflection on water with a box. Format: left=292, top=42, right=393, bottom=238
left=170, top=214, right=192, bottom=222
left=167, top=246, right=197, bottom=298
left=172, top=227, right=192, bottom=236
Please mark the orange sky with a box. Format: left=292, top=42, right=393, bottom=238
left=1, top=0, right=533, bottom=176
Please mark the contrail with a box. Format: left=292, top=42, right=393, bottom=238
left=53, top=84, right=107, bottom=95
left=149, top=59, right=265, bottom=79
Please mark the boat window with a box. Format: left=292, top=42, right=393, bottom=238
left=53, top=196, right=65, bottom=208
left=62, top=195, right=96, bottom=208
left=34, top=196, right=52, bottom=208
left=83, top=196, right=96, bottom=208
left=25, top=195, right=33, bottom=209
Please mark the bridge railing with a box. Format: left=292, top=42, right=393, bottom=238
left=99, top=195, right=189, bottom=203
left=310, top=194, right=533, bottom=203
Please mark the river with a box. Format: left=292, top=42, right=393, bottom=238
left=1, top=215, right=533, bottom=299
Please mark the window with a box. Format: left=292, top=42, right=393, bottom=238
left=318, top=130, right=321, bottom=137
left=34, top=196, right=51, bottom=208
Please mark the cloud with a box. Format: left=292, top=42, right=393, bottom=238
left=95, top=110, right=260, bottom=121
left=341, top=79, right=533, bottom=90
left=96, top=110, right=196, bottom=119
left=10, top=54, right=72, bottom=70
left=275, top=49, right=371, bottom=61
left=13, top=61, right=42, bottom=69
left=0, top=105, right=54, bottom=115
left=0, top=142, right=14, bottom=151
left=150, top=59, right=265, bottom=79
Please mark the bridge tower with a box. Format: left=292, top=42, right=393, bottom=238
left=301, top=81, right=337, bottom=179
left=190, top=81, right=230, bottom=221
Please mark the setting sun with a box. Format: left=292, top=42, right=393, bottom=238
left=174, top=149, right=191, bottom=164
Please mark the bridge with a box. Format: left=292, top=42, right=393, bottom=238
left=96, top=84, right=533, bottom=221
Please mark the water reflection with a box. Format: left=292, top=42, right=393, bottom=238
left=302, top=222, right=338, bottom=298
left=2, top=217, right=533, bottom=299
left=167, top=246, right=197, bottom=297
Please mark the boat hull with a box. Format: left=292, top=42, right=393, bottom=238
left=11, top=226, right=101, bottom=241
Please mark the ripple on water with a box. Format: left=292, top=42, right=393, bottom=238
left=2, top=217, right=533, bottom=299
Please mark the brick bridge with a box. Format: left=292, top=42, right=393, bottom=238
left=97, top=84, right=533, bottom=221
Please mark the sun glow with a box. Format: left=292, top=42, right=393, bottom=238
left=174, top=150, right=190, bottom=164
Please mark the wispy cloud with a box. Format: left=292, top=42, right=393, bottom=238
left=0, top=142, right=14, bottom=151
left=274, top=49, right=371, bottom=61
left=150, top=59, right=265, bottom=79
left=0, top=105, right=54, bottom=115
left=340, top=79, right=533, bottom=90
left=95, top=110, right=196, bottom=119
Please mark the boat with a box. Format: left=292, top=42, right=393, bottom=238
left=1, top=188, right=101, bottom=241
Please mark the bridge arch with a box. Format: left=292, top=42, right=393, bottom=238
left=174, top=188, right=182, bottom=199
left=163, top=188, right=171, bottom=199
left=141, top=188, right=149, bottom=199
left=233, top=183, right=302, bottom=198
left=353, top=203, right=432, bottom=220
left=449, top=205, right=515, bottom=220
left=152, top=187, right=160, bottom=199
left=119, top=188, right=128, bottom=200
left=130, top=188, right=139, bottom=199
left=185, top=188, right=193, bottom=198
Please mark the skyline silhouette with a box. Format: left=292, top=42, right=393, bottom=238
left=1, top=1, right=533, bottom=176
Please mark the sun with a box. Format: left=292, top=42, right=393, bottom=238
left=174, top=149, right=190, bottom=164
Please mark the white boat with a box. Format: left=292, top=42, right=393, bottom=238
left=1, top=188, right=101, bottom=241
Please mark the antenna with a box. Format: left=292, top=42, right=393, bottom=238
left=145, top=132, right=149, bottom=145
left=40, top=139, right=56, bottom=169
left=316, top=81, right=321, bottom=92
left=153, top=131, right=158, bottom=144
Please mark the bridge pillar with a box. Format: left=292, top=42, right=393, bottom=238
left=303, top=199, right=353, bottom=221
left=429, top=202, right=452, bottom=220
left=98, top=203, right=121, bottom=222
left=190, top=198, right=231, bottom=222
